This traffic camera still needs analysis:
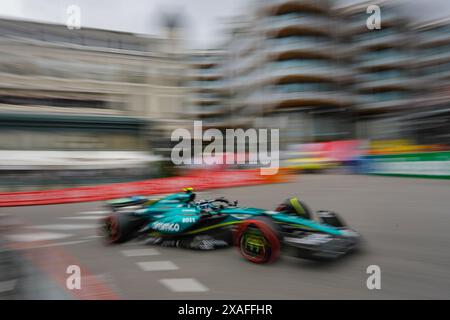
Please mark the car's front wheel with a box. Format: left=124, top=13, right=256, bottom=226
left=234, top=218, right=280, bottom=264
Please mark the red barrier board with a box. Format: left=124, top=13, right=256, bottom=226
left=0, top=169, right=289, bottom=207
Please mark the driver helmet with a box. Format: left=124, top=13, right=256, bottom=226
left=183, top=187, right=195, bottom=202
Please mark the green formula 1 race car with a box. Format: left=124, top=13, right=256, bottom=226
left=101, top=188, right=361, bottom=263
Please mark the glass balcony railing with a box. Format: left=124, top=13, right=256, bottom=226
left=353, top=30, right=401, bottom=48
left=421, top=34, right=450, bottom=48
left=190, top=69, right=222, bottom=78
left=265, top=14, right=328, bottom=31
left=268, top=66, right=335, bottom=79
left=356, top=78, right=411, bottom=90
left=421, top=61, right=450, bottom=76
left=269, top=59, right=334, bottom=69
left=357, top=52, right=410, bottom=68
left=359, top=92, right=408, bottom=104
left=191, top=93, right=221, bottom=101
left=360, top=70, right=404, bottom=81
left=242, top=84, right=346, bottom=105
left=354, top=28, right=397, bottom=42
left=268, top=60, right=337, bottom=75
left=419, top=26, right=450, bottom=44
left=419, top=45, right=450, bottom=62
left=267, top=37, right=329, bottom=53
left=272, top=83, right=336, bottom=93
left=262, top=91, right=344, bottom=105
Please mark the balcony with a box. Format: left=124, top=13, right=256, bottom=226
left=354, top=72, right=414, bottom=91
left=264, top=13, right=330, bottom=35
left=189, top=93, right=222, bottom=104
left=355, top=92, right=411, bottom=112
left=266, top=60, right=349, bottom=81
left=356, top=52, right=410, bottom=69
left=267, top=36, right=331, bottom=56
left=352, top=29, right=404, bottom=50
left=244, top=88, right=349, bottom=107
left=417, top=27, right=450, bottom=47
left=417, top=46, right=450, bottom=66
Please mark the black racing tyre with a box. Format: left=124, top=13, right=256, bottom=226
left=234, top=216, right=281, bottom=264
left=102, top=213, right=147, bottom=244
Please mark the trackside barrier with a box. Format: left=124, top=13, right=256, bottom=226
left=361, top=151, right=450, bottom=179
left=0, top=169, right=291, bottom=207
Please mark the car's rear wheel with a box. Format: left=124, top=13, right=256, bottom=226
left=102, top=213, right=146, bottom=244
left=235, top=218, right=280, bottom=264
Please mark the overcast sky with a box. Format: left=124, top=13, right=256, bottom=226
left=1, top=0, right=449, bottom=49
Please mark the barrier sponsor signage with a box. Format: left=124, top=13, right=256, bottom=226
left=0, top=169, right=289, bottom=207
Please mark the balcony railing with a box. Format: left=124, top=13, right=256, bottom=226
left=264, top=14, right=329, bottom=33
left=243, top=90, right=347, bottom=106
left=266, top=60, right=342, bottom=78
left=353, top=32, right=403, bottom=49
left=355, top=77, right=413, bottom=91
left=267, top=37, right=330, bottom=54
left=356, top=53, right=410, bottom=69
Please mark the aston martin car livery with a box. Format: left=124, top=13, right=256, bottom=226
left=101, top=188, right=361, bottom=263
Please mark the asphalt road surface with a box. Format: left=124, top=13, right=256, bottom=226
left=2, top=174, right=450, bottom=299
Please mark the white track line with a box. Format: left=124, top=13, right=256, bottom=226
left=83, top=235, right=103, bottom=239
left=123, top=239, right=148, bottom=246
left=28, top=224, right=98, bottom=230
left=60, top=216, right=105, bottom=220
left=6, top=232, right=73, bottom=242
left=121, top=249, right=160, bottom=257
left=136, top=261, right=179, bottom=271
left=20, top=239, right=94, bottom=249
left=159, top=278, right=209, bottom=292
left=77, top=211, right=109, bottom=215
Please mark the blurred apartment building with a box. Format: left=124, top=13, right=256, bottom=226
left=188, top=49, right=226, bottom=126
left=336, top=0, right=450, bottom=145
left=188, top=0, right=354, bottom=149
left=335, top=0, right=415, bottom=141
left=189, top=0, right=450, bottom=148
left=0, top=17, right=188, bottom=180
left=408, top=18, right=450, bottom=145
